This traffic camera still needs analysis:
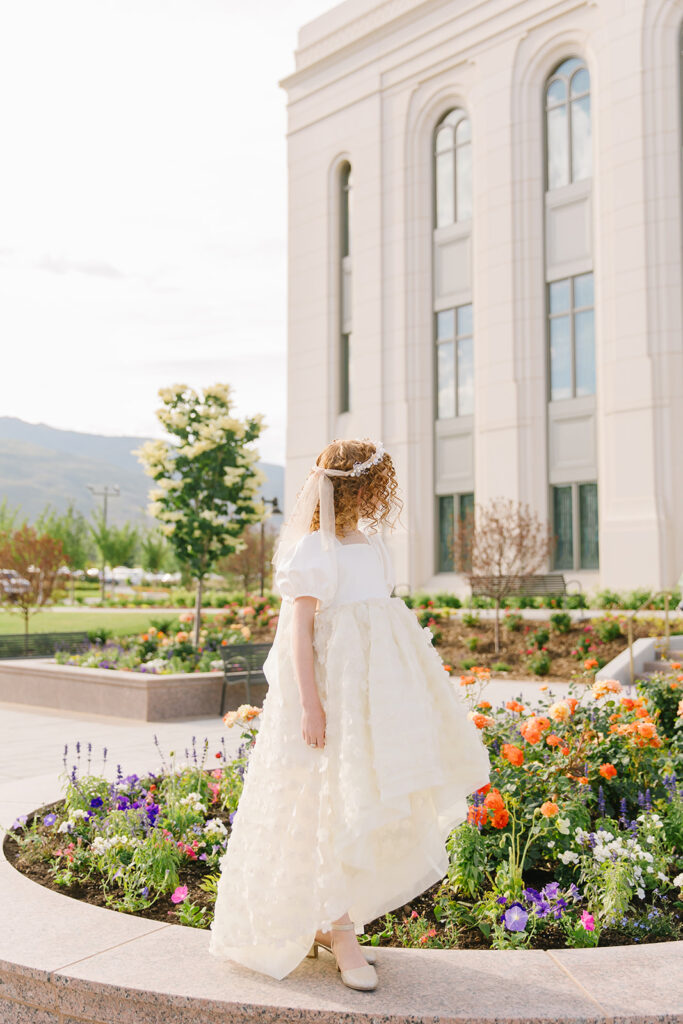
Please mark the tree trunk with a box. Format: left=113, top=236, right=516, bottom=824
left=193, top=577, right=203, bottom=647
left=494, top=598, right=501, bottom=654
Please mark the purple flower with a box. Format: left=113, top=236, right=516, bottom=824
left=496, top=895, right=508, bottom=905
left=42, top=813, right=57, bottom=827
left=89, top=797, right=103, bottom=808
left=503, top=903, right=528, bottom=932
left=542, top=882, right=560, bottom=900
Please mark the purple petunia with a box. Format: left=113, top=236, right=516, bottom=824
left=503, top=903, right=529, bottom=932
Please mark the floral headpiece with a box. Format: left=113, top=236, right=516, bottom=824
left=272, top=439, right=385, bottom=574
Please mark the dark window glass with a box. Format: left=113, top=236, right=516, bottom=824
left=458, top=492, right=474, bottom=572
left=340, top=333, right=350, bottom=413
left=438, top=495, right=455, bottom=571
left=553, top=486, right=573, bottom=569
left=579, top=482, right=599, bottom=569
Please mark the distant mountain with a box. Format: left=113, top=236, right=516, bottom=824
left=0, top=417, right=284, bottom=527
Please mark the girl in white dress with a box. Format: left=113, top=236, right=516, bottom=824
left=208, top=438, right=491, bottom=990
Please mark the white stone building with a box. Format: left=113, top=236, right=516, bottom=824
left=278, top=0, right=683, bottom=596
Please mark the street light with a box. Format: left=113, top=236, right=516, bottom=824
left=259, top=497, right=282, bottom=597
left=87, top=484, right=120, bottom=603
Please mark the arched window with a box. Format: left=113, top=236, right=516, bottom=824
left=339, top=161, right=352, bottom=413
left=545, top=57, right=591, bottom=190
left=434, top=109, right=472, bottom=226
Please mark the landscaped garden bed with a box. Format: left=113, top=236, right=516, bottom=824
left=421, top=609, right=683, bottom=681
left=4, top=669, right=683, bottom=951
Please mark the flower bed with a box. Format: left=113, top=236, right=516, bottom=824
left=4, top=670, right=683, bottom=951
left=55, top=607, right=278, bottom=675
left=421, top=610, right=683, bottom=680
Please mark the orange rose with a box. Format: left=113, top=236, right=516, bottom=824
left=634, top=707, right=650, bottom=719
left=598, top=762, right=617, bottom=779
left=545, top=733, right=561, bottom=746
left=491, top=809, right=509, bottom=829
left=467, top=805, right=488, bottom=827
left=484, top=788, right=505, bottom=812
left=460, top=675, right=476, bottom=686
left=636, top=721, right=656, bottom=738
left=670, top=662, right=681, bottom=670
left=506, top=700, right=526, bottom=713
left=584, top=658, right=598, bottom=670
left=501, top=743, right=524, bottom=767
left=565, top=697, right=579, bottom=714
left=471, top=713, right=494, bottom=729
left=477, top=700, right=492, bottom=709
left=476, top=782, right=491, bottom=795
left=540, top=801, right=559, bottom=817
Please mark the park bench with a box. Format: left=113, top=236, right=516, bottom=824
left=219, top=641, right=272, bottom=712
left=0, top=631, right=91, bottom=660
left=470, top=574, right=580, bottom=599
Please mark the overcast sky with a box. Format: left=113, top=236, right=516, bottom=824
left=0, top=0, right=335, bottom=466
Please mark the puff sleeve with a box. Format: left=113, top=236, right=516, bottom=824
left=274, top=531, right=338, bottom=607
left=368, top=531, right=396, bottom=596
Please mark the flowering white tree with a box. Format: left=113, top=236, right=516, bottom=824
left=135, top=383, right=267, bottom=645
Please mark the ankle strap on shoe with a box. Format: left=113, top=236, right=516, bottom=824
left=330, top=922, right=356, bottom=931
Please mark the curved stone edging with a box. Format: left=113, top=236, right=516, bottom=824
left=2, top=775, right=682, bottom=1024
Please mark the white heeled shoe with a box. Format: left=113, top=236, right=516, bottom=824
left=307, top=925, right=377, bottom=965
left=328, top=921, right=378, bottom=991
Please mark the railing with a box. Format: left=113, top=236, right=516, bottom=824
left=625, top=590, right=678, bottom=685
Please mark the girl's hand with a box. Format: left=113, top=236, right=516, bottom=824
left=301, top=701, right=326, bottom=749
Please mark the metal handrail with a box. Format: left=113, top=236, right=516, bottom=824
left=624, top=589, right=677, bottom=685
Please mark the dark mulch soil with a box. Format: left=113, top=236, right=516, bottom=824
left=5, top=797, right=681, bottom=949
left=424, top=614, right=683, bottom=683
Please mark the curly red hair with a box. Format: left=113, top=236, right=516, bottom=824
left=309, top=438, right=404, bottom=537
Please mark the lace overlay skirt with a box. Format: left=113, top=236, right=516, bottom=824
left=207, top=595, right=491, bottom=980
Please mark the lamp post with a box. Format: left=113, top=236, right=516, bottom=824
left=87, top=484, right=120, bottom=603
left=259, top=497, right=281, bottom=597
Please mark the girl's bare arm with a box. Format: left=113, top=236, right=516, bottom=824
left=291, top=596, right=326, bottom=748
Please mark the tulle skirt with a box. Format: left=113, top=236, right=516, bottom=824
left=208, top=595, right=491, bottom=979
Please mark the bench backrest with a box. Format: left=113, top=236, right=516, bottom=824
left=0, top=632, right=91, bottom=660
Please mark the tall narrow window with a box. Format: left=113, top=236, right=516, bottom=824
left=435, top=303, right=473, bottom=418
left=552, top=482, right=599, bottom=570
left=434, top=109, right=472, bottom=227
left=545, top=58, right=591, bottom=191
left=339, top=162, right=352, bottom=413
left=437, top=492, right=474, bottom=571
left=548, top=272, right=595, bottom=401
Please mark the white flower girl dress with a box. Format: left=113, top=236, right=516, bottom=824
left=208, top=526, right=491, bottom=980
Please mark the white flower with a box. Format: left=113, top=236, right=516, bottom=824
left=636, top=887, right=645, bottom=899
left=547, top=840, right=555, bottom=849
left=558, top=850, right=580, bottom=865
left=556, top=817, right=571, bottom=835
left=673, top=873, right=683, bottom=888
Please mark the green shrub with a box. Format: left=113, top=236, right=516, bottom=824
left=503, top=613, right=523, bottom=632
left=491, top=661, right=512, bottom=672
left=550, top=612, right=572, bottom=634
left=527, top=651, right=551, bottom=676
left=567, top=592, right=588, bottom=609
left=461, top=658, right=478, bottom=670
left=87, top=627, right=113, bottom=644
left=434, top=592, right=461, bottom=608
left=532, top=628, right=549, bottom=649
left=465, top=636, right=479, bottom=652
left=463, top=612, right=480, bottom=628
left=594, top=618, right=623, bottom=643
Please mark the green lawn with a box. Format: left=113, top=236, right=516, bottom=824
left=0, top=609, right=174, bottom=637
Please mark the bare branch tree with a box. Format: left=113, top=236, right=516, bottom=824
left=455, top=498, right=555, bottom=653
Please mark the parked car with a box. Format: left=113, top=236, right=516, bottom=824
left=0, top=569, right=30, bottom=596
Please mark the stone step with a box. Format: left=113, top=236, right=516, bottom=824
left=641, top=660, right=680, bottom=673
